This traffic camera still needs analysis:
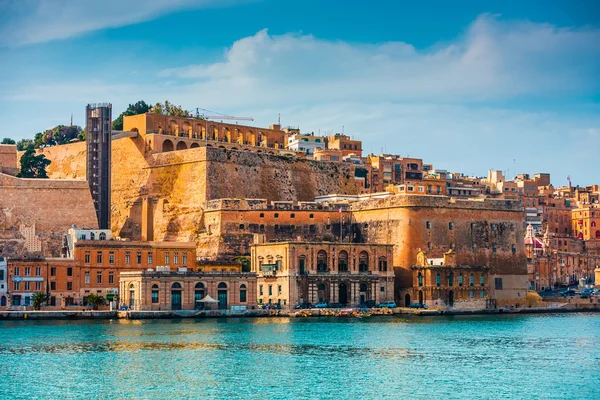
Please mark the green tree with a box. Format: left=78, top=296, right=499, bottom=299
left=31, top=292, right=49, bottom=310
left=85, top=293, right=105, bottom=310
left=1, top=138, right=15, bottom=144
left=152, top=100, right=189, bottom=117
left=112, top=100, right=152, bottom=130
left=234, top=256, right=251, bottom=272
left=17, top=144, right=51, bottom=178
left=16, top=139, right=34, bottom=151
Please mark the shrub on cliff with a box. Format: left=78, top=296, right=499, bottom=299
left=17, top=144, right=51, bottom=178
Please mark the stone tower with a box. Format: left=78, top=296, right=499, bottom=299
left=85, top=103, right=112, bottom=229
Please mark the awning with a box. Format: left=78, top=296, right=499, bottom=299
left=196, top=295, right=219, bottom=303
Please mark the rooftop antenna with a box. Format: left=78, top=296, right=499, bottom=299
left=70, top=113, right=73, bottom=127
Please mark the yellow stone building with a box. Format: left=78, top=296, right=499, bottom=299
left=251, top=237, right=395, bottom=308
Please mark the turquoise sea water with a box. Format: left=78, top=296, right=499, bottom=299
left=1, top=314, right=599, bottom=399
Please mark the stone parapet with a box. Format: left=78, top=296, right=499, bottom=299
left=351, top=194, right=523, bottom=212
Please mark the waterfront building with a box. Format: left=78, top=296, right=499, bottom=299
left=251, top=238, right=395, bottom=308
left=119, top=268, right=257, bottom=311
left=0, top=256, right=7, bottom=307
left=405, top=249, right=490, bottom=309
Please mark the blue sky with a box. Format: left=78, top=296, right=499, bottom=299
left=0, top=0, right=598, bottom=185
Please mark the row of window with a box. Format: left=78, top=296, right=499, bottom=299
left=258, top=213, right=315, bottom=219
left=84, top=251, right=188, bottom=265
left=259, top=284, right=282, bottom=296
left=418, top=272, right=485, bottom=287
left=83, top=271, right=115, bottom=285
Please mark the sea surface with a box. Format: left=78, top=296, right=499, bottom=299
left=0, top=313, right=599, bottom=399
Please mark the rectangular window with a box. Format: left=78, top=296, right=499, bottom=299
left=67, top=267, right=73, bottom=277
left=109, top=252, right=115, bottom=264
left=109, top=272, right=114, bottom=284
left=50, top=282, right=56, bottom=291
left=96, top=252, right=103, bottom=264
left=174, top=252, right=179, bottom=265
left=137, top=252, right=142, bottom=264
left=25, top=267, right=30, bottom=276
left=152, top=291, right=159, bottom=303
left=13, top=281, right=20, bottom=291
left=259, top=285, right=263, bottom=296
left=182, top=253, right=187, bottom=265
left=495, top=278, right=503, bottom=290
left=50, top=267, right=56, bottom=276
left=148, top=253, right=153, bottom=265
left=84, top=272, right=90, bottom=284
left=15, top=267, right=20, bottom=276
left=469, top=290, right=474, bottom=298
left=240, top=289, right=247, bottom=303
left=165, top=252, right=170, bottom=265
left=35, top=281, right=41, bottom=291
left=25, top=281, right=30, bottom=291
left=67, top=282, right=73, bottom=291
left=85, top=252, right=90, bottom=264
left=480, top=290, right=485, bottom=298
left=268, top=285, right=273, bottom=296
left=278, top=285, right=282, bottom=294
left=35, top=267, right=41, bottom=276
left=125, top=252, right=131, bottom=264
left=96, top=271, right=102, bottom=284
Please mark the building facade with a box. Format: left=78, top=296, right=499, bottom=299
left=251, top=240, right=395, bottom=308
left=404, top=250, right=490, bottom=309
left=119, top=269, right=257, bottom=311
left=86, top=103, right=112, bottom=229
left=0, top=256, right=7, bottom=307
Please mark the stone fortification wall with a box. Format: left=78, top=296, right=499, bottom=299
left=39, top=140, right=357, bottom=249
left=0, top=173, right=98, bottom=257
left=204, top=147, right=357, bottom=202
left=351, top=194, right=527, bottom=287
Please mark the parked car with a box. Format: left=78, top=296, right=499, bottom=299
left=561, top=289, right=576, bottom=297
left=119, top=305, right=129, bottom=311
left=328, top=302, right=344, bottom=309
left=363, top=300, right=377, bottom=308
left=314, top=302, right=328, bottom=308
left=408, top=303, right=428, bottom=309
left=592, top=289, right=600, bottom=295
left=294, top=302, right=312, bottom=309
left=377, top=302, right=397, bottom=308
left=580, top=289, right=593, bottom=296
left=265, top=303, right=281, bottom=310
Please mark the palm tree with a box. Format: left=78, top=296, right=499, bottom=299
left=31, top=292, right=48, bottom=310
left=85, top=294, right=105, bottom=310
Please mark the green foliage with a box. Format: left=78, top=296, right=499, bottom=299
left=152, top=100, right=189, bottom=117
left=84, top=293, right=105, bottom=310
left=1, top=137, right=15, bottom=144
left=31, top=292, right=49, bottom=310
left=17, top=144, right=51, bottom=178
left=112, top=100, right=151, bottom=130
left=234, top=256, right=251, bottom=272
left=16, top=139, right=33, bottom=151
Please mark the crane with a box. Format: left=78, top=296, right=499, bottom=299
left=190, top=107, right=253, bottom=122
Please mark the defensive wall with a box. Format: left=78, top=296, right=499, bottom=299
left=350, top=195, right=529, bottom=300
left=0, top=144, right=18, bottom=176
left=0, top=172, right=98, bottom=257
left=37, top=136, right=358, bottom=249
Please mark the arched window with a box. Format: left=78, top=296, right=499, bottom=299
left=218, top=282, right=227, bottom=289
left=458, top=274, right=463, bottom=286
left=378, top=257, right=387, bottom=272
left=449, top=222, right=454, bottom=230
left=480, top=274, right=485, bottom=286
left=436, top=273, right=441, bottom=287
left=194, top=281, right=205, bottom=308
left=240, top=284, right=247, bottom=303
left=592, top=221, right=596, bottom=227
left=172, top=282, right=182, bottom=289
left=151, top=284, right=159, bottom=304
left=317, top=250, right=328, bottom=272
left=99, top=232, right=106, bottom=240
left=469, top=274, right=474, bottom=287
left=359, top=251, right=369, bottom=272
left=90, top=232, right=95, bottom=240
left=448, top=272, right=454, bottom=286
left=418, top=272, right=423, bottom=287
left=338, top=251, right=348, bottom=272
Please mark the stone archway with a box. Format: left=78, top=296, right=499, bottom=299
left=162, top=139, right=174, bottom=152
left=338, top=282, right=348, bottom=305
left=176, top=141, right=187, bottom=150
left=404, top=293, right=411, bottom=307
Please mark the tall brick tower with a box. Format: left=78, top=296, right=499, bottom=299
left=86, top=103, right=112, bottom=229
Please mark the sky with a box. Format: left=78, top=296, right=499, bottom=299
left=0, top=0, right=598, bottom=185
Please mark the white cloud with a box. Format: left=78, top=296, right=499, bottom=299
left=0, top=0, right=241, bottom=47
left=2, top=14, right=599, bottom=184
